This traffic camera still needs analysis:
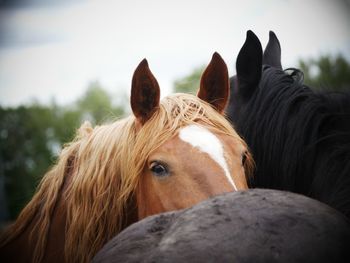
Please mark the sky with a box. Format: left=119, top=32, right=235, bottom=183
left=0, top=0, right=349, bottom=107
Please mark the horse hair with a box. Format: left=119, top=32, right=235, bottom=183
left=231, top=65, right=350, bottom=218
left=0, top=93, right=253, bottom=263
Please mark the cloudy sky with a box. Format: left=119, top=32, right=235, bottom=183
left=0, top=0, right=349, bottom=106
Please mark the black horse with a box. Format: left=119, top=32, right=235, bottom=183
left=93, top=190, right=350, bottom=263
left=226, top=30, right=350, bottom=218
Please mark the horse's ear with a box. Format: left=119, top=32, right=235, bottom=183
left=236, top=30, right=262, bottom=98
left=263, top=31, right=282, bottom=69
left=131, top=59, right=160, bottom=127
left=198, top=52, right=229, bottom=113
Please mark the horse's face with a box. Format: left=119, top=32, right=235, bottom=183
left=137, top=124, right=248, bottom=218
left=131, top=53, right=249, bottom=218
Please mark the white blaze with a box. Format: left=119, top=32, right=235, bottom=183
left=179, top=124, right=237, bottom=191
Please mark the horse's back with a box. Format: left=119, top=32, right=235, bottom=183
left=93, top=189, right=350, bottom=263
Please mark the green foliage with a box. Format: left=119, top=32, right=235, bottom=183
left=173, top=66, right=205, bottom=94
left=172, top=54, right=350, bottom=95
left=298, top=54, right=350, bottom=91
left=77, top=81, right=123, bottom=124
left=0, top=105, right=56, bottom=218
left=0, top=83, right=125, bottom=220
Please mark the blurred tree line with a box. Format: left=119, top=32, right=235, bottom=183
left=299, top=54, right=350, bottom=91
left=0, top=81, right=125, bottom=222
left=1, top=53, right=349, bottom=224
left=173, top=54, right=350, bottom=93
left=173, top=66, right=205, bottom=94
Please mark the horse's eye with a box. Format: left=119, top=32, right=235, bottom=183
left=150, top=162, right=169, bottom=177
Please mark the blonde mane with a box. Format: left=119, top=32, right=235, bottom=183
left=0, top=93, right=253, bottom=263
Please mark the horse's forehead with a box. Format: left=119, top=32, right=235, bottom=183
left=178, top=124, right=238, bottom=190
left=178, top=125, right=223, bottom=154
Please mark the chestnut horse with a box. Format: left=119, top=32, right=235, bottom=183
left=0, top=53, right=253, bottom=263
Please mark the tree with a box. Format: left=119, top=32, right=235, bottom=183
left=0, top=105, right=57, bottom=219
left=172, top=54, right=350, bottom=94
left=173, top=66, right=205, bottom=94
left=77, top=81, right=124, bottom=125
left=298, top=54, right=350, bottom=92
left=0, top=83, right=126, bottom=221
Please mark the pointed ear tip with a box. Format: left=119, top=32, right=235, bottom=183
left=140, top=58, right=148, bottom=66
left=212, top=52, right=223, bottom=61
left=269, top=31, right=277, bottom=38
left=246, top=30, right=256, bottom=38
left=134, top=59, right=150, bottom=75
left=242, top=31, right=262, bottom=54
left=246, top=30, right=260, bottom=43
left=209, top=52, right=228, bottom=71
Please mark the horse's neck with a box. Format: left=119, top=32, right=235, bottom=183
left=122, top=195, right=139, bottom=230
left=1, top=199, right=67, bottom=263
left=1, top=158, right=74, bottom=263
left=1, top=221, right=34, bottom=262
left=1, top=196, right=138, bottom=263
left=1, top=167, right=139, bottom=263
left=41, top=197, right=67, bottom=262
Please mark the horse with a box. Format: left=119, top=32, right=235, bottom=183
left=93, top=189, right=350, bottom=263
left=226, top=30, right=350, bottom=219
left=0, top=52, right=254, bottom=263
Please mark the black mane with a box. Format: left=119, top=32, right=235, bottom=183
left=229, top=65, right=350, bottom=217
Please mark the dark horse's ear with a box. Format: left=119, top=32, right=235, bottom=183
left=131, top=59, right=160, bottom=126
left=236, top=30, right=262, bottom=98
left=263, top=31, right=282, bottom=69
left=198, top=52, right=229, bottom=113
